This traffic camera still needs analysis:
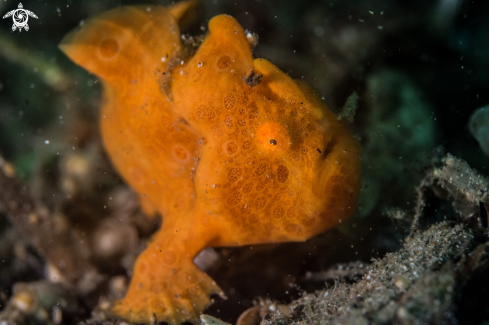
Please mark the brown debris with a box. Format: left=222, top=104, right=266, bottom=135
left=261, top=153, right=489, bottom=325
left=430, top=154, right=489, bottom=217
left=243, top=70, right=263, bottom=87
left=409, top=153, right=489, bottom=233
left=303, top=261, right=369, bottom=284
left=263, top=222, right=472, bottom=325
left=0, top=281, right=81, bottom=324
left=0, top=156, right=101, bottom=286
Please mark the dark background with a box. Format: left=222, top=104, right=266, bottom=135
left=0, top=0, right=488, bottom=323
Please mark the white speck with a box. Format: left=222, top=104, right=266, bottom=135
left=212, top=184, right=216, bottom=188
left=198, top=62, right=203, bottom=68
left=180, top=70, right=183, bottom=75
left=369, top=11, right=374, bottom=14
left=378, top=25, right=384, bottom=30
left=146, top=7, right=151, bottom=12
left=44, top=140, right=50, bottom=144
left=358, top=19, right=365, bottom=22
left=181, top=60, right=184, bottom=65
left=161, top=57, right=166, bottom=62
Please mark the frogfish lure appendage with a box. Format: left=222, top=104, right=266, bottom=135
left=59, top=2, right=362, bottom=324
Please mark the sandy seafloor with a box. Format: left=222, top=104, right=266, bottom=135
left=1, top=0, right=489, bottom=324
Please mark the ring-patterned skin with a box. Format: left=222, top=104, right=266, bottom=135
left=59, top=2, right=361, bottom=324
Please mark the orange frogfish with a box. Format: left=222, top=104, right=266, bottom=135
left=60, top=1, right=361, bottom=324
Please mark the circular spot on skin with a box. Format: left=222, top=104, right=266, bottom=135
left=227, top=191, right=242, bottom=205
left=276, top=165, right=289, bottom=183
left=248, top=110, right=258, bottom=120
left=100, top=38, right=119, bottom=58
left=292, top=152, right=301, bottom=162
left=242, top=182, right=253, bottom=193
left=160, top=116, right=174, bottom=131
left=246, top=155, right=257, bottom=166
left=172, top=145, right=190, bottom=163
left=195, top=106, right=205, bottom=120
left=224, top=116, right=233, bottom=128
left=270, top=139, right=278, bottom=145
left=286, top=206, right=297, bottom=220
left=255, top=181, right=268, bottom=192
left=284, top=223, right=301, bottom=234
left=228, top=167, right=243, bottom=182
left=255, top=179, right=270, bottom=192
left=248, top=214, right=259, bottom=223
left=272, top=205, right=285, bottom=219
left=224, top=141, right=238, bottom=155
left=163, top=251, right=176, bottom=264
left=242, top=140, right=252, bottom=150
left=195, top=105, right=216, bottom=120
left=211, top=125, right=223, bottom=137
left=216, top=55, right=232, bottom=69
left=253, top=161, right=269, bottom=177
left=255, top=196, right=267, bottom=210
left=330, top=175, right=341, bottom=183
left=224, top=95, right=236, bottom=110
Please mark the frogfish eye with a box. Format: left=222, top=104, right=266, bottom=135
left=257, top=122, right=289, bottom=152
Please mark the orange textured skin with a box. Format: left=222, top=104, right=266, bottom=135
left=59, top=3, right=361, bottom=325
